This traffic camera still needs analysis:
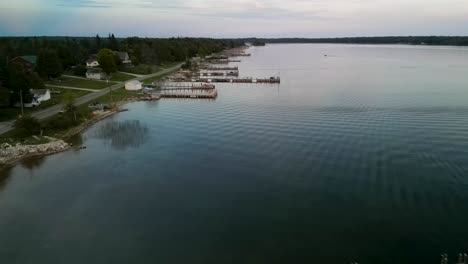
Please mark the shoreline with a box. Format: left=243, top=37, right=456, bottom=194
left=0, top=47, right=238, bottom=170
left=0, top=101, right=131, bottom=170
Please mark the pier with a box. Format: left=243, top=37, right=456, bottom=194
left=200, top=71, right=239, bottom=77
left=206, top=66, right=238, bottom=71
left=145, top=83, right=215, bottom=90
left=157, top=89, right=218, bottom=99
left=192, top=77, right=280, bottom=83
left=208, top=59, right=242, bottom=64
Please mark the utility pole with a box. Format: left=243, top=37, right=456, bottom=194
left=19, top=90, right=24, bottom=116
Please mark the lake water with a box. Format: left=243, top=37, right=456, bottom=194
left=2, top=44, right=468, bottom=264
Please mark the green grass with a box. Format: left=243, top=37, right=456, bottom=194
left=161, top=61, right=183, bottom=69
left=120, top=64, right=160, bottom=75
left=110, top=72, right=135, bottom=82
left=0, top=88, right=91, bottom=122
left=142, top=70, right=179, bottom=84
left=46, top=77, right=114, bottom=90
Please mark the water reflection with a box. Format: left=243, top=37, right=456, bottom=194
left=0, top=166, right=13, bottom=191
left=20, top=155, right=47, bottom=170
left=91, top=120, right=150, bottom=150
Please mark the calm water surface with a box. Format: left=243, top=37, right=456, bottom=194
left=2, top=44, right=468, bottom=264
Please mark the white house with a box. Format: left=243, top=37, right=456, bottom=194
left=13, top=89, right=50, bottom=108
left=31, top=89, right=51, bottom=102
left=86, top=55, right=99, bottom=67
left=86, top=69, right=107, bottom=80
left=125, top=80, right=142, bottom=91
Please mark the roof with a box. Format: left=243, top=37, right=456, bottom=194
left=86, top=68, right=102, bottom=74
left=11, top=55, right=37, bottom=64
left=87, top=56, right=98, bottom=63
left=126, top=80, right=141, bottom=85
left=20, top=55, right=37, bottom=64
left=113, top=51, right=129, bottom=61
left=31, top=89, right=49, bottom=95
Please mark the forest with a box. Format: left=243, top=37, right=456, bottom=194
left=0, top=35, right=244, bottom=68
left=245, top=36, right=468, bottom=46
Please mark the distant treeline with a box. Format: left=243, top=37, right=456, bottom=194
left=0, top=35, right=245, bottom=67
left=244, top=36, right=468, bottom=46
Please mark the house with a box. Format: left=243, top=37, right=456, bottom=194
left=31, top=89, right=51, bottom=103
left=10, top=55, right=37, bottom=71
left=86, top=69, right=107, bottom=80
left=125, top=80, right=142, bottom=91
left=113, top=51, right=131, bottom=64
left=86, top=55, right=99, bottom=67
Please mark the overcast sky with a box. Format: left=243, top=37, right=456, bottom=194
left=1, top=0, right=468, bottom=37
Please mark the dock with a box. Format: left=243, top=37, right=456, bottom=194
left=145, top=83, right=215, bottom=90
left=200, top=71, right=239, bottom=77
left=208, top=59, right=242, bottom=64
left=192, top=77, right=280, bottom=84
left=157, top=89, right=218, bottom=99
left=206, top=66, right=238, bottom=71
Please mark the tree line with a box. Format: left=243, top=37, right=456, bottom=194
left=0, top=35, right=244, bottom=106
left=244, top=36, right=468, bottom=46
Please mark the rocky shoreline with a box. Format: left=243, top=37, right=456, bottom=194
left=0, top=106, right=127, bottom=169
left=0, top=137, right=71, bottom=167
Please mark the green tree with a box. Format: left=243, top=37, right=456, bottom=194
left=73, top=65, right=87, bottom=76
left=95, top=34, right=101, bottom=49
left=7, top=64, right=33, bottom=106
left=35, top=48, right=63, bottom=80
left=97, top=48, right=117, bottom=76
left=62, top=92, right=78, bottom=122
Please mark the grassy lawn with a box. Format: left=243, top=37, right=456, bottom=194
left=142, top=70, right=179, bottom=84
left=120, top=62, right=181, bottom=75
left=160, top=61, right=183, bottom=69
left=110, top=72, right=135, bottom=82
left=120, top=64, right=160, bottom=75
left=0, top=88, right=91, bottom=122
left=46, top=77, right=113, bottom=90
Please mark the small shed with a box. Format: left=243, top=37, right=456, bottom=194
left=125, top=80, right=142, bottom=91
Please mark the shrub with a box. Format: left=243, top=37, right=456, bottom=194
left=73, top=65, right=87, bottom=76
left=15, top=115, right=42, bottom=136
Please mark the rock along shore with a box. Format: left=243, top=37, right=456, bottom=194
left=0, top=137, right=71, bottom=167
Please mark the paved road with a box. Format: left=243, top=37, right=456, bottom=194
left=46, top=85, right=99, bottom=92
left=0, top=63, right=182, bottom=135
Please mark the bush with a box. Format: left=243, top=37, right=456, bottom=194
left=15, top=115, right=42, bottom=136
left=73, top=65, right=87, bottom=76
left=45, top=115, right=76, bottom=131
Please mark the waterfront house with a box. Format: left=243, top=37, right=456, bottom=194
left=31, top=89, right=51, bottom=103
left=86, top=69, right=107, bottom=80
left=10, top=56, right=37, bottom=71
left=86, top=55, right=99, bottom=67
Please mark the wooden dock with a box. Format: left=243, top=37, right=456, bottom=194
left=192, top=77, right=280, bottom=84
left=206, top=66, right=238, bottom=71
left=208, top=59, right=242, bottom=64
left=200, top=71, right=239, bottom=77
left=145, top=83, right=215, bottom=90
left=158, top=89, right=218, bottom=99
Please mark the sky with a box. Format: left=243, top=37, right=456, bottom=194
left=0, top=0, right=468, bottom=37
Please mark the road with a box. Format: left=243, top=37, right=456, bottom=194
left=0, top=63, right=182, bottom=135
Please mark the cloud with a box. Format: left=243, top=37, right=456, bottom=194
left=1, top=0, right=468, bottom=37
